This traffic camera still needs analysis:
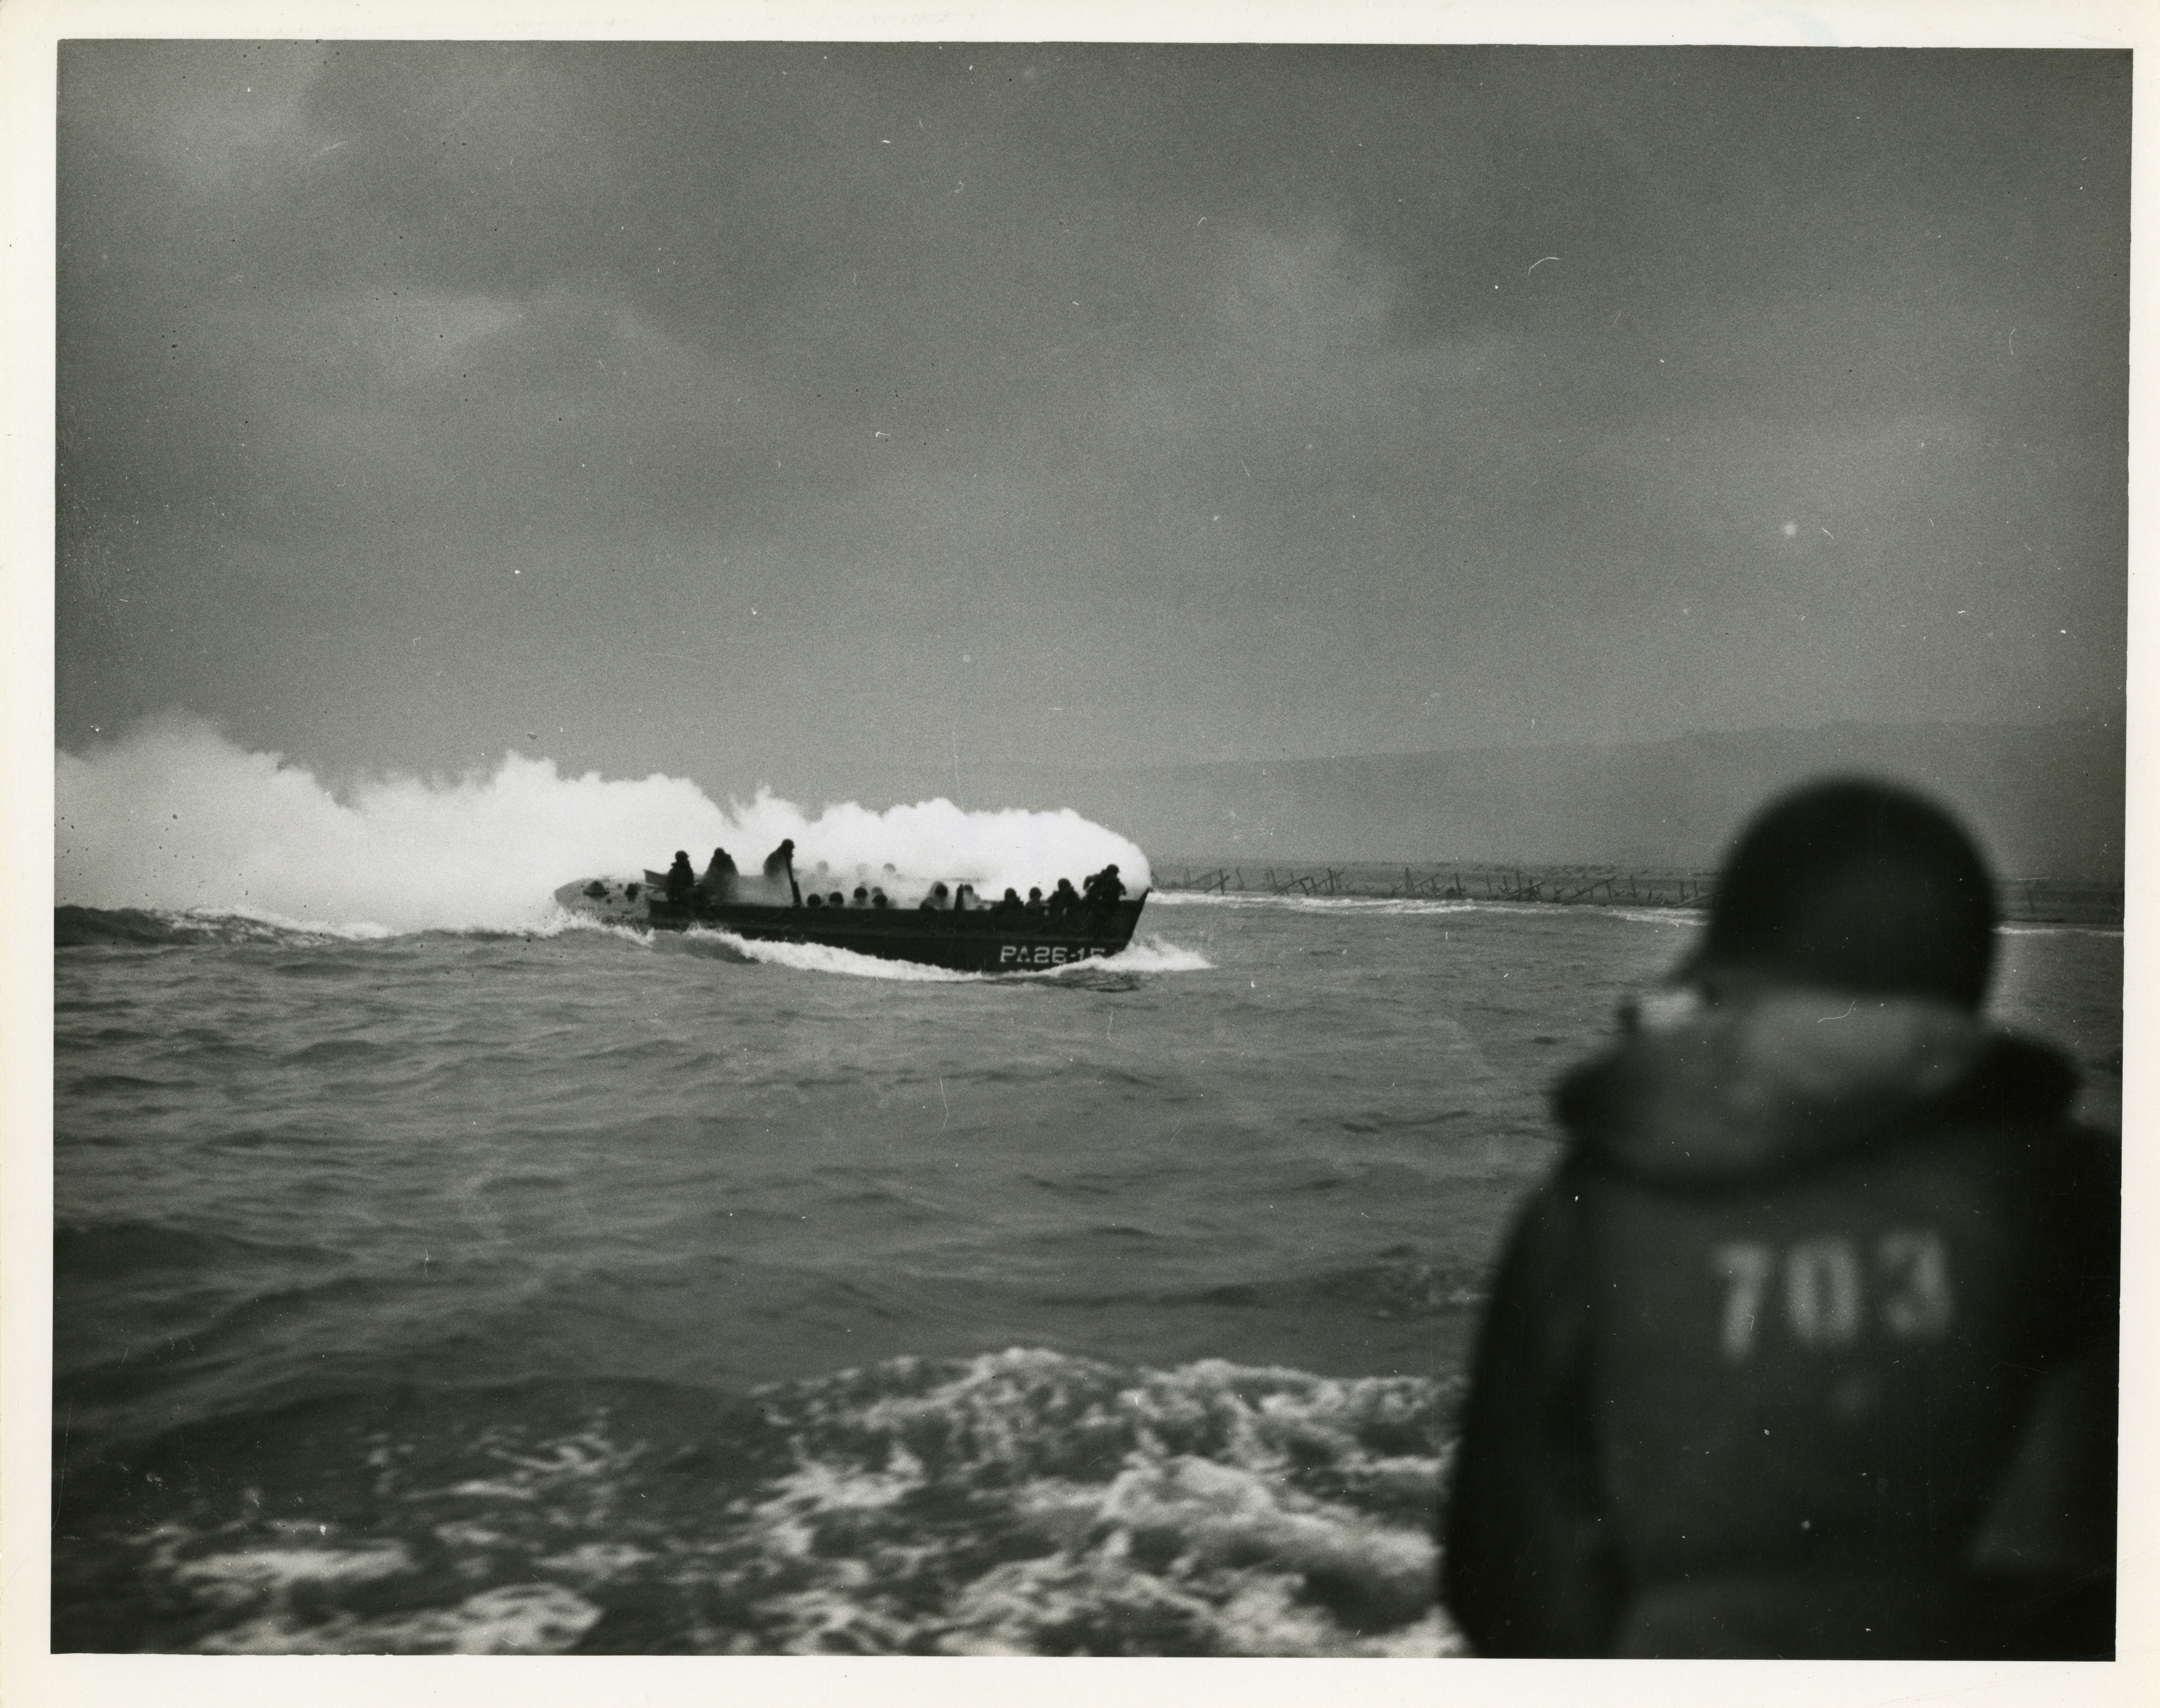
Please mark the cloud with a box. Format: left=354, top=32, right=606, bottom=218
left=55, top=45, right=2128, bottom=779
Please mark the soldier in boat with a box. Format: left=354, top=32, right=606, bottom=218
left=760, top=839, right=801, bottom=906
left=664, top=851, right=696, bottom=905
left=697, top=847, right=737, bottom=905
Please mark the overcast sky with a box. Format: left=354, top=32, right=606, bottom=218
left=56, top=43, right=2128, bottom=799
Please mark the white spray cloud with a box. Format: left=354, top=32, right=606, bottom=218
left=55, top=718, right=1151, bottom=934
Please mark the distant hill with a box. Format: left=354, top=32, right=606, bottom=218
left=826, top=720, right=2123, bottom=883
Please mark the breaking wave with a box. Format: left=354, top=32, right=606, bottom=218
left=55, top=905, right=397, bottom=950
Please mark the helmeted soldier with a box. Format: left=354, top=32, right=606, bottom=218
left=1442, top=779, right=2118, bottom=1659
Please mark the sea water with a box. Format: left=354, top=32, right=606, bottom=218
left=50, top=894, right=2122, bottom=1655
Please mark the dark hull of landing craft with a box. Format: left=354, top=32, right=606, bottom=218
left=551, top=879, right=1148, bottom=974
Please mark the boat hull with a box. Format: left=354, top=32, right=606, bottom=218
left=552, top=879, right=1147, bottom=973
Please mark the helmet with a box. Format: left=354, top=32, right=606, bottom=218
left=1686, top=778, right=1998, bottom=1010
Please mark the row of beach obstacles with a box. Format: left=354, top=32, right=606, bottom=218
left=1162, top=863, right=2120, bottom=923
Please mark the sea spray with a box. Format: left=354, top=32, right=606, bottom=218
left=55, top=716, right=1150, bottom=933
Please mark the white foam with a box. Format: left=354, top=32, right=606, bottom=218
left=534, top=1542, right=656, bottom=1583
left=1606, top=906, right=1706, bottom=929
left=1046, top=935, right=1212, bottom=974
left=118, top=1347, right=1453, bottom=1656
left=695, top=929, right=983, bottom=981
left=674, top=926, right=1210, bottom=981
left=56, top=715, right=1150, bottom=933
left=173, top=905, right=400, bottom=941
left=173, top=1542, right=415, bottom=1605
left=929, top=1449, right=1445, bottom=1656
left=192, top=1580, right=602, bottom=1655
left=535, top=909, right=658, bottom=946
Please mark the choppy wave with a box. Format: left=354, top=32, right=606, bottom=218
left=55, top=1349, right=1457, bottom=1656
left=55, top=905, right=398, bottom=949
left=53, top=903, right=592, bottom=950
left=1163, top=1252, right=1486, bottom=1319
left=54, top=1218, right=331, bottom=1278
left=49, top=871, right=2122, bottom=1658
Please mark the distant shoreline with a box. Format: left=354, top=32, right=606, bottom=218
left=1153, top=861, right=2122, bottom=929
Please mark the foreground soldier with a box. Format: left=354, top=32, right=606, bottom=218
left=1441, top=779, right=2119, bottom=1658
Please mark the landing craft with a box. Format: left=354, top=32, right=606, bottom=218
left=551, top=872, right=1148, bottom=973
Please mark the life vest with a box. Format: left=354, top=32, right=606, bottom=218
left=1444, top=991, right=2117, bottom=1658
